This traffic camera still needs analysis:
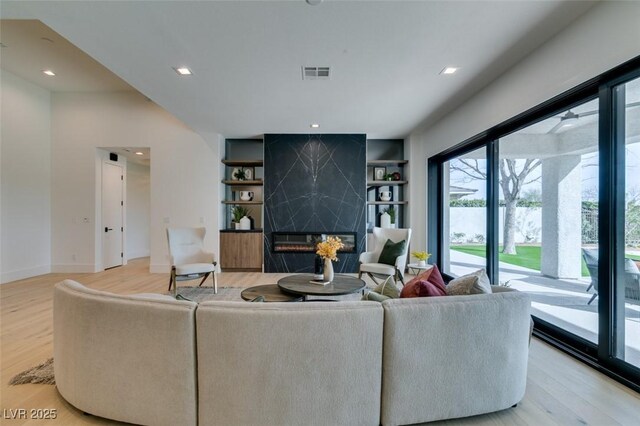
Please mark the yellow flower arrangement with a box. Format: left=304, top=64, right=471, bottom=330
left=411, top=251, right=431, bottom=261
left=316, top=236, right=344, bottom=261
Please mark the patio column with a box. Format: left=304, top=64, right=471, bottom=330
left=541, top=155, right=582, bottom=278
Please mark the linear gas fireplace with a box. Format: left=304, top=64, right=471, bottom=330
left=272, top=232, right=357, bottom=253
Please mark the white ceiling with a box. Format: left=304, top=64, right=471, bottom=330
left=1, top=1, right=597, bottom=139
left=0, top=20, right=132, bottom=92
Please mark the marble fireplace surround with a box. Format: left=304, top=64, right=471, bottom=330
left=263, top=134, right=366, bottom=273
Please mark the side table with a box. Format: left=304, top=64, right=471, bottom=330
left=406, top=263, right=433, bottom=275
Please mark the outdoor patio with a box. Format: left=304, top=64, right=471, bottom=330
left=450, top=250, right=640, bottom=367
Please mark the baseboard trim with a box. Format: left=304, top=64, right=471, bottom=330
left=1, top=265, right=52, bottom=284
left=51, top=264, right=96, bottom=273
left=127, top=251, right=150, bottom=260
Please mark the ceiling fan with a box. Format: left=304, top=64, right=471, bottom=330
left=547, top=101, right=640, bottom=134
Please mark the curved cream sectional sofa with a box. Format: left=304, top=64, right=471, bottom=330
left=54, top=280, right=531, bottom=426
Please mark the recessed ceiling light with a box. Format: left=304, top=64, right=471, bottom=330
left=310, top=123, right=320, bottom=128
left=440, top=67, right=459, bottom=75
left=42, top=70, right=55, bottom=76
left=174, top=67, right=192, bottom=76
left=135, top=151, right=144, bottom=156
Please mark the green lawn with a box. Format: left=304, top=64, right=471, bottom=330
left=450, top=245, right=590, bottom=276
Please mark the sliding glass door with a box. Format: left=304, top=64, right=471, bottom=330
left=498, top=98, right=600, bottom=345
left=442, top=147, right=487, bottom=276
left=614, top=76, right=640, bottom=369
left=428, top=59, right=640, bottom=389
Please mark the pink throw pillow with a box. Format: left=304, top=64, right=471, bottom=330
left=400, top=265, right=447, bottom=298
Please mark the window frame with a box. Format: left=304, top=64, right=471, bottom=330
left=427, top=55, right=640, bottom=392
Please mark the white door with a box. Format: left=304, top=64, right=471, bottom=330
left=102, top=162, right=123, bottom=269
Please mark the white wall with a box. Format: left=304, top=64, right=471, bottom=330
left=407, top=1, right=640, bottom=254
left=0, top=71, right=52, bottom=283
left=51, top=91, right=221, bottom=273
left=126, top=161, right=150, bottom=259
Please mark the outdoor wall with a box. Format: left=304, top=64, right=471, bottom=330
left=407, top=1, right=640, bottom=254
left=0, top=71, right=52, bottom=283
left=449, top=207, right=542, bottom=245
left=126, top=162, right=151, bottom=260
left=51, top=91, right=221, bottom=273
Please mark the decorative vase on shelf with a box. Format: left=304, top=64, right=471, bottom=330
left=313, top=255, right=324, bottom=280
left=323, top=258, right=334, bottom=282
left=380, top=212, right=391, bottom=229
left=239, top=216, right=251, bottom=230
left=418, top=260, right=427, bottom=267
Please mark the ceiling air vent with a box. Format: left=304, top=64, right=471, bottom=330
left=302, top=66, right=330, bottom=80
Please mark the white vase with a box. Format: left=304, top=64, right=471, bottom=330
left=418, top=260, right=426, bottom=267
left=239, top=216, right=251, bottom=230
left=380, top=212, right=391, bottom=228
left=323, top=258, right=334, bottom=282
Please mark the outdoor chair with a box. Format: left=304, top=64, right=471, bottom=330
left=358, top=227, right=411, bottom=285
left=167, top=227, right=218, bottom=296
left=582, top=248, right=640, bottom=305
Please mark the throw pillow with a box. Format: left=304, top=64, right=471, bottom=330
left=446, top=269, right=492, bottom=296
left=361, top=291, right=391, bottom=303
left=378, top=239, right=407, bottom=266
left=402, top=267, right=434, bottom=290
left=446, top=274, right=478, bottom=296
left=373, top=276, right=400, bottom=299
left=400, top=265, right=447, bottom=298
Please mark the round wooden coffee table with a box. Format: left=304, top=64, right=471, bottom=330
left=240, top=284, right=303, bottom=302
left=277, top=274, right=366, bottom=301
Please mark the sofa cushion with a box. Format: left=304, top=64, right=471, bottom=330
left=378, top=239, right=407, bottom=266
left=446, top=269, right=492, bottom=295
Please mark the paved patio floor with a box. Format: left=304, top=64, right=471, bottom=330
left=449, top=250, right=640, bottom=368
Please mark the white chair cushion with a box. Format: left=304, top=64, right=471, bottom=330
left=360, top=262, right=396, bottom=275
left=176, top=263, right=215, bottom=275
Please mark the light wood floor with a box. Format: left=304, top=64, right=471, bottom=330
left=1, top=258, right=639, bottom=425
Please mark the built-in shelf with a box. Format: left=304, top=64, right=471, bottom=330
left=367, top=160, right=408, bottom=166
left=221, top=200, right=263, bottom=205
left=222, top=179, right=263, bottom=186
left=367, top=201, right=409, bottom=205
left=222, top=159, right=263, bottom=167
left=367, top=180, right=408, bottom=186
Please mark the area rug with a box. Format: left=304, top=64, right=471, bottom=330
left=9, top=358, right=55, bottom=385
left=173, top=286, right=243, bottom=302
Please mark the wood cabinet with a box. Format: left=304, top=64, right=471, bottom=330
left=220, top=231, right=263, bottom=271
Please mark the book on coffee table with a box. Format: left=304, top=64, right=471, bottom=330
left=309, top=279, right=331, bottom=286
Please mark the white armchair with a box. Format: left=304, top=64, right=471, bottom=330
left=359, top=227, right=412, bottom=285
left=167, top=227, right=218, bottom=296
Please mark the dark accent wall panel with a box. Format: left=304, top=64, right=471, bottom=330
left=264, top=134, right=366, bottom=273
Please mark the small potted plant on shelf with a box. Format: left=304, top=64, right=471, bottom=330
left=231, top=206, right=250, bottom=230
left=411, top=250, right=431, bottom=267
left=233, top=168, right=247, bottom=181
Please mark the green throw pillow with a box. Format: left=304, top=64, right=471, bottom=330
left=378, top=238, right=406, bottom=266
left=361, top=291, right=391, bottom=303
left=374, top=276, right=400, bottom=298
